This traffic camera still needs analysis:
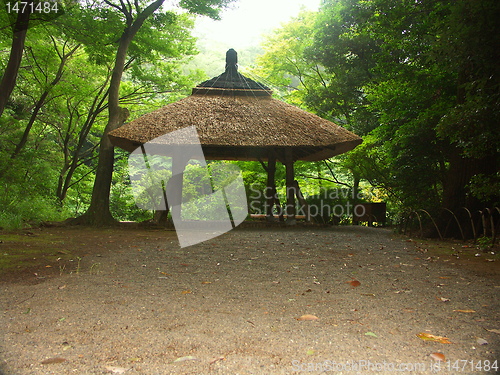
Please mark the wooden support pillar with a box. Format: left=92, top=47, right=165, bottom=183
left=266, top=155, right=277, bottom=221
left=141, top=143, right=170, bottom=226
left=166, top=147, right=190, bottom=223
left=284, top=148, right=296, bottom=225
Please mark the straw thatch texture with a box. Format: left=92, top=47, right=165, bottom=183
left=108, top=92, right=362, bottom=161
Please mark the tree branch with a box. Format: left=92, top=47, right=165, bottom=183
left=322, top=159, right=352, bottom=188
left=297, top=174, right=352, bottom=188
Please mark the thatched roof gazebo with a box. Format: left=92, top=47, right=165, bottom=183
left=109, top=49, right=362, bottom=223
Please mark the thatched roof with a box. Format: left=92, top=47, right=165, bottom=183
left=108, top=49, right=362, bottom=161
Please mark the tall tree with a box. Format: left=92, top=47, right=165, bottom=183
left=433, top=0, right=500, bottom=211
left=0, top=1, right=33, bottom=117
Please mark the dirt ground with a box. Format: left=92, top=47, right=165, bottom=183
left=0, top=224, right=499, bottom=375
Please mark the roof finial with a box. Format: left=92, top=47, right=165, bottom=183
left=225, top=48, right=238, bottom=74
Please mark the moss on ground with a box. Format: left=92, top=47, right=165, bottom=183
left=0, top=231, right=73, bottom=274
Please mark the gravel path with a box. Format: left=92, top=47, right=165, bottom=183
left=0, top=225, right=499, bottom=374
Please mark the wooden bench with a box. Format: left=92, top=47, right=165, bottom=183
left=353, top=203, right=386, bottom=226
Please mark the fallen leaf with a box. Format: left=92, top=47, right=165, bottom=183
left=417, top=333, right=451, bottom=344
left=476, top=337, right=488, bottom=345
left=173, top=356, right=199, bottom=363
left=209, top=356, right=225, bottom=365
left=105, top=366, right=129, bottom=374
left=438, top=297, right=450, bottom=302
left=62, top=342, right=72, bottom=351
left=41, top=357, right=66, bottom=364
left=201, top=281, right=212, bottom=284
left=430, top=353, right=446, bottom=361
left=306, top=349, right=315, bottom=355
left=348, top=279, right=361, bottom=287
left=297, top=314, right=319, bottom=321
left=365, top=331, right=378, bottom=337
left=181, top=290, right=192, bottom=294
left=454, top=309, right=476, bottom=313
left=486, top=328, right=500, bottom=334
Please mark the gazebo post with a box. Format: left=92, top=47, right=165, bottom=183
left=166, top=148, right=190, bottom=223
left=284, top=148, right=296, bottom=225
left=266, top=154, right=277, bottom=221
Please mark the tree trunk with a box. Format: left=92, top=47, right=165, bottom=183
left=265, top=155, right=277, bottom=220
left=81, top=104, right=129, bottom=226
left=351, top=172, right=360, bottom=225
left=78, top=0, right=164, bottom=226
left=78, top=29, right=133, bottom=225
left=442, top=150, right=497, bottom=212
left=432, top=148, right=498, bottom=238
left=0, top=5, right=32, bottom=117
left=153, top=210, right=169, bottom=226
left=284, top=148, right=296, bottom=225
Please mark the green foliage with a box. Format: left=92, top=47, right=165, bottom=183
left=253, top=11, right=325, bottom=109
left=0, top=192, right=69, bottom=230
left=467, top=173, right=500, bottom=206
left=0, top=156, right=70, bottom=229
left=110, top=153, right=153, bottom=222
left=477, top=236, right=493, bottom=251
left=0, top=0, right=219, bottom=228
left=255, top=0, right=499, bottom=221
left=2, top=0, right=497, bottom=230
left=178, top=0, right=234, bottom=20
left=305, top=187, right=355, bottom=224
left=433, top=0, right=500, bottom=159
